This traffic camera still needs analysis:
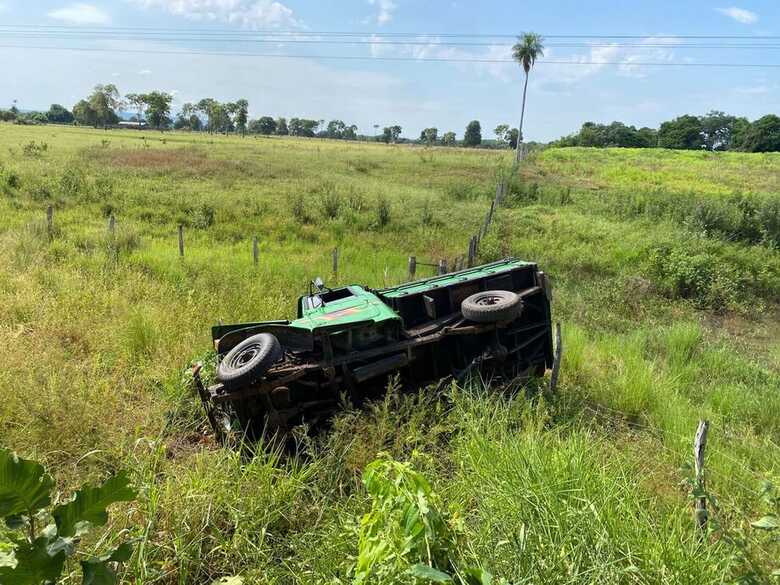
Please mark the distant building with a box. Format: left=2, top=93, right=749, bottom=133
left=117, top=120, right=148, bottom=129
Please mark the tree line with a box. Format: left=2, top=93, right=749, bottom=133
left=555, top=111, right=780, bottom=153
left=0, top=85, right=527, bottom=150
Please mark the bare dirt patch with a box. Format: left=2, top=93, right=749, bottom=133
left=87, top=146, right=228, bottom=175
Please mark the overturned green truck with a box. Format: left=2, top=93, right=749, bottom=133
left=194, top=258, right=553, bottom=439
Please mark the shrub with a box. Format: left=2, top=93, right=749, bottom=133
left=0, top=448, right=136, bottom=585
left=421, top=199, right=436, bottom=226
left=646, top=245, right=742, bottom=311
left=0, top=166, right=21, bottom=191
left=346, top=189, right=366, bottom=213
left=192, top=203, right=216, bottom=229
left=376, top=195, right=391, bottom=227
left=290, top=193, right=310, bottom=223
left=758, top=197, right=780, bottom=247
left=319, top=183, right=343, bottom=219
left=59, top=167, right=85, bottom=198
left=21, top=140, right=48, bottom=157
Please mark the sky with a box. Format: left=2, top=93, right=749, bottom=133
left=0, top=0, right=778, bottom=141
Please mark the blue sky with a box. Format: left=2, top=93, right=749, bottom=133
left=1, top=1, right=778, bottom=141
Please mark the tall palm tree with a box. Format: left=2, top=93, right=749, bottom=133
left=512, top=33, right=544, bottom=161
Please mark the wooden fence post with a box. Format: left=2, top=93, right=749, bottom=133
left=694, top=420, right=710, bottom=536
left=495, top=182, right=502, bottom=206
left=438, top=258, right=447, bottom=275
left=46, top=205, right=54, bottom=237
left=252, top=236, right=259, bottom=266
left=408, top=256, right=417, bottom=281
left=178, top=224, right=184, bottom=257
left=549, top=322, right=563, bottom=392
left=107, top=214, right=116, bottom=238
left=332, top=247, right=339, bottom=279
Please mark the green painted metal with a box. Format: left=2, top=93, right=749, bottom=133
left=213, top=258, right=534, bottom=341
left=379, top=257, right=532, bottom=299
left=289, top=285, right=400, bottom=331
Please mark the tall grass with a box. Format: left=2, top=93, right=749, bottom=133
left=0, top=124, right=777, bottom=583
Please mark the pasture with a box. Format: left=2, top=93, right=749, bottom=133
left=0, top=124, right=778, bottom=584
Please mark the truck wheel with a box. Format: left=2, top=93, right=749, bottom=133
left=217, top=333, right=283, bottom=389
left=462, top=290, right=522, bottom=323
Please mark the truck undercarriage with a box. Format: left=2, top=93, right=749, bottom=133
left=195, top=259, right=553, bottom=440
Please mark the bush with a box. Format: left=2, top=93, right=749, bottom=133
left=192, top=203, right=216, bottom=229
left=758, top=197, right=780, bottom=247
left=646, top=245, right=743, bottom=311
left=21, top=140, right=48, bottom=157
left=59, top=167, right=85, bottom=198
left=0, top=166, right=21, bottom=192
left=290, top=193, right=310, bottom=223
left=376, top=195, right=391, bottom=227
left=318, top=182, right=343, bottom=219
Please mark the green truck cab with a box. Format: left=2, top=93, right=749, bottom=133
left=195, top=258, right=553, bottom=439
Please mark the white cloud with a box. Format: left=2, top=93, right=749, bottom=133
left=368, top=0, right=396, bottom=25
left=130, top=0, right=300, bottom=28
left=716, top=7, right=758, bottom=24
left=48, top=3, right=111, bottom=25
left=138, top=68, right=152, bottom=75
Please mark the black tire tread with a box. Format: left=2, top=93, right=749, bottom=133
left=461, top=290, right=522, bottom=323
left=217, top=333, right=283, bottom=389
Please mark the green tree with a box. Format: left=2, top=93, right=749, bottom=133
left=463, top=120, right=482, bottom=147
left=327, top=119, right=347, bottom=139
left=420, top=127, right=438, bottom=144
left=125, top=92, right=146, bottom=123
left=512, top=32, right=545, bottom=160
left=343, top=124, right=358, bottom=140
left=250, top=116, right=277, bottom=135
left=494, top=124, right=509, bottom=144
left=275, top=117, right=288, bottom=135
left=382, top=125, right=402, bottom=143
left=658, top=115, right=704, bottom=150
left=234, top=99, right=249, bottom=136
left=197, top=98, right=219, bottom=133
left=740, top=115, right=780, bottom=152
left=142, top=91, right=173, bottom=130
left=700, top=110, right=748, bottom=151
left=442, top=131, right=456, bottom=146
left=88, top=84, right=122, bottom=128
left=72, top=99, right=98, bottom=127
left=46, top=104, right=73, bottom=124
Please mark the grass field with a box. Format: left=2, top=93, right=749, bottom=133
left=1, top=124, right=779, bottom=584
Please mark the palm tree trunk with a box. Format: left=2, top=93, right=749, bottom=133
left=515, top=71, right=530, bottom=162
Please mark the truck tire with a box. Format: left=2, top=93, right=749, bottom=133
left=217, top=333, right=283, bottom=389
left=461, top=290, right=522, bottom=323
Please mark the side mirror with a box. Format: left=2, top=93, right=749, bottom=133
left=313, top=277, right=325, bottom=291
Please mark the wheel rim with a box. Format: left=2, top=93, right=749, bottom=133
left=475, top=294, right=506, bottom=306
left=228, top=343, right=262, bottom=370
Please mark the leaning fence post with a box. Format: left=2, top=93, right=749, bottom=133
left=252, top=236, right=259, bottom=266
left=467, top=236, right=476, bottom=267
left=549, top=322, right=563, bottom=392
left=332, top=247, right=339, bottom=279
left=178, top=224, right=184, bottom=257
left=408, top=256, right=416, bottom=281
left=694, top=420, right=710, bottom=536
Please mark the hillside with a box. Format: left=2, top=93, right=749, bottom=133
left=0, top=124, right=778, bottom=584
